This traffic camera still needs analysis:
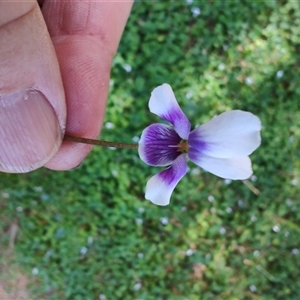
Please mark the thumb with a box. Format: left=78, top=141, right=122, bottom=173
left=0, top=1, right=66, bottom=173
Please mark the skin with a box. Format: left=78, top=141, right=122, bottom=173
left=0, top=0, right=133, bottom=172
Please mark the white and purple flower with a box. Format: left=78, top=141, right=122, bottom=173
left=138, top=84, right=261, bottom=206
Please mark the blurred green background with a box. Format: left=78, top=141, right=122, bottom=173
left=1, top=1, right=300, bottom=299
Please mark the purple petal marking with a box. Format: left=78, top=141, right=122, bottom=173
left=138, top=123, right=182, bottom=166
left=149, top=84, right=191, bottom=139
left=145, top=154, right=188, bottom=206
left=187, top=132, right=209, bottom=157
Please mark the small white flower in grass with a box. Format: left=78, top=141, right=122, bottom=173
left=160, top=217, right=169, bottom=225
left=186, top=0, right=193, bottom=4
left=105, top=122, right=115, bottom=129
left=138, top=84, right=261, bottom=205
left=238, top=199, right=246, bottom=207
left=226, top=207, right=232, bottom=213
left=272, top=225, right=280, bottom=232
left=292, top=248, right=299, bottom=255
left=208, top=195, right=214, bottom=202
left=249, top=285, right=257, bottom=292
left=138, top=207, right=145, bottom=214
left=253, top=250, right=260, bottom=257
left=251, top=175, right=257, bottom=182
left=224, top=179, right=232, bottom=185
left=132, top=136, right=140, bottom=143
left=251, top=215, right=257, bottom=222
left=286, top=198, right=293, bottom=206
left=276, top=70, right=284, bottom=78
left=137, top=253, right=144, bottom=259
left=16, top=206, right=23, bottom=212
left=191, top=168, right=200, bottom=176
left=41, top=193, right=49, bottom=201
left=87, top=236, right=94, bottom=245
left=210, top=207, right=216, bottom=214
left=80, top=246, right=88, bottom=255
left=219, top=227, right=226, bottom=235
left=245, top=77, right=254, bottom=85
left=45, top=250, right=53, bottom=258
left=205, top=253, right=211, bottom=260
left=33, top=186, right=43, bottom=192
left=191, top=7, right=201, bottom=17
left=133, top=282, right=142, bottom=291
left=135, top=218, right=143, bottom=225
left=186, top=249, right=196, bottom=256
left=123, top=64, right=132, bottom=73
left=285, top=231, right=290, bottom=237
left=218, top=63, right=225, bottom=71
left=99, top=294, right=106, bottom=300
left=185, top=91, right=193, bottom=99
left=111, top=170, right=118, bottom=177
left=2, top=192, right=9, bottom=198
left=32, top=268, right=39, bottom=276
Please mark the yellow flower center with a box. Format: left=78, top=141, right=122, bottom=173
left=178, top=140, right=189, bottom=153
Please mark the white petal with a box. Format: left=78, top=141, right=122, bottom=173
left=145, top=155, right=187, bottom=206
left=188, top=110, right=261, bottom=158
left=190, top=154, right=253, bottom=180
left=149, top=84, right=191, bottom=139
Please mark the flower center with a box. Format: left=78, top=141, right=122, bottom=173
left=177, top=140, right=189, bottom=153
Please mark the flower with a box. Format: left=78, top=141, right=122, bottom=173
left=138, top=84, right=261, bottom=206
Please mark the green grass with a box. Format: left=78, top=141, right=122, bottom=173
left=1, top=1, right=300, bottom=299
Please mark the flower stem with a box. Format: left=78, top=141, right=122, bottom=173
left=64, top=135, right=138, bottom=150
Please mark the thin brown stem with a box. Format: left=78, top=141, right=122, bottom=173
left=242, top=180, right=260, bottom=195
left=64, top=135, right=138, bottom=150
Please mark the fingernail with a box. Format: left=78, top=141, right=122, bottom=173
left=0, top=89, right=62, bottom=173
left=69, top=162, right=83, bottom=171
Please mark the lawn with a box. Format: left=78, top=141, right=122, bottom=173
left=1, top=1, right=300, bottom=299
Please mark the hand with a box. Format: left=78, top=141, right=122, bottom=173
left=0, top=0, right=133, bottom=173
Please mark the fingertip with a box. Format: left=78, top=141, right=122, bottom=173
left=44, top=140, right=93, bottom=171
